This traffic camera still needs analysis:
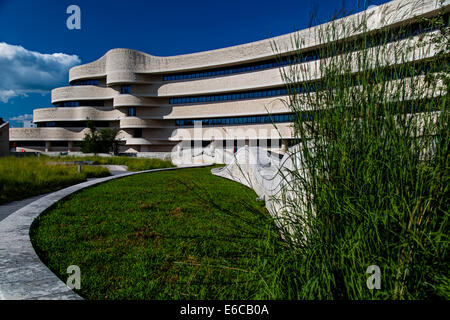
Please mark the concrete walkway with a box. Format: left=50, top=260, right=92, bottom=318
left=0, top=166, right=128, bottom=222
left=0, top=165, right=209, bottom=300
left=0, top=194, right=50, bottom=223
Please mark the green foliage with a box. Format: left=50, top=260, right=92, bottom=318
left=50, top=155, right=175, bottom=172
left=80, top=120, right=120, bottom=154
left=0, top=156, right=110, bottom=205
left=270, top=2, right=449, bottom=299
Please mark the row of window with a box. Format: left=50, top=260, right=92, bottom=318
left=163, top=19, right=443, bottom=82
left=13, top=141, right=85, bottom=147
left=185, top=139, right=284, bottom=148
left=71, top=79, right=100, bottom=86
left=37, top=121, right=112, bottom=128
left=55, top=101, right=79, bottom=107
left=169, top=84, right=322, bottom=105
left=175, top=113, right=300, bottom=127
left=163, top=58, right=296, bottom=81
left=169, top=88, right=289, bottom=105
left=53, top=100, right=105, bottom=107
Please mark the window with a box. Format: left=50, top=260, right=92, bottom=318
left=72, top=79, right=99, bottom=86
left=133, top=128, right=142, bottom=138
left=168, top=86, right=297, bottom=105
left=175, top=113, right=298, bottom=127
left=128, top=107, right=136, bottom=117
left=78, top=100, right=104, bottom=107
left=62, top=101, right=79, bottom=107
left=121, top=85, right=130, bottom=94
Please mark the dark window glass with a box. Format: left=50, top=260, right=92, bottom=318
left=133, top=128, right=142, bottom=138
left=72, top=79, right=100, bottom=86
left=128, top=107, right=136, bottom=117
left=63, top=101, right=79, bottom=107
left=121, top=85, right=130, bottom=94
left=169, top=85, right=310, bottom=105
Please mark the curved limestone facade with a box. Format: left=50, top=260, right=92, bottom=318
left=9, top=0, right=449, bottom=156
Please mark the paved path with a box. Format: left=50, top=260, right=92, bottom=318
left=0, top=166, right=127, bottom=222
left=0, top=165, right=210, bottom=300
left=0, top=194, right=50, bottom=223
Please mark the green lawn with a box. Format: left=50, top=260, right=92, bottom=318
left=31, top=166, right=282, bottom=299
left=0, top=156, right=174, bottom=205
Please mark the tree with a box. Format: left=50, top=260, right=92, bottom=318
left=81, top=120, right=120, bottom=154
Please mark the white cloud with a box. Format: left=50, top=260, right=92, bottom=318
left=0, top=89, right=24, bottom=103
left=0, top=42, right=81, bottom=103
left=9, top=113, right=33, bottom=121
left=8, top=113, right=34, bottom=128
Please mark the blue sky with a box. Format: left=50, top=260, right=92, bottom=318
left=0, top=0, right=390, bottom=126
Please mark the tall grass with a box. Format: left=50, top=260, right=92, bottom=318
left=0, top=156, right=110, bottom=204
left=47, top=155, right=174, bottom=172
left=0, top=155, right=174, bottom=204
left=269, top=1, right=449, bottom=299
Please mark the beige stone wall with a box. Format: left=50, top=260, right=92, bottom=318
left=34, top=107, right=124, bottom=122
left=10, top=127, right=89, bottom=141
left=0, top=122, right=9, bottom=157
left=170, top=123, right=294, bottom=141
left=119, top=118, right=174, bottom=128
left=51, top=86, right=118, bottom=104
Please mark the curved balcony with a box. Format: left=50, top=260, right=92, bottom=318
left=169, top=122, right=294, bottom=141
left=51, top=86, right=117, bottom=104
left=9, top=127, right=89, bottom=141
left=163, top=96, right=291, bottom=119
left=113, top=95, right=166, bottom=108
left=148, top=67, right=285, bottom=97
left=125, top=138, right=166, bottom=146
left=33, top=107, right=124, bottom=123
left=69, top=55, right=107, bottom=83
left=119, top=117, right=174, bottom=129
left=106, top=71, right=158, bottom=85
